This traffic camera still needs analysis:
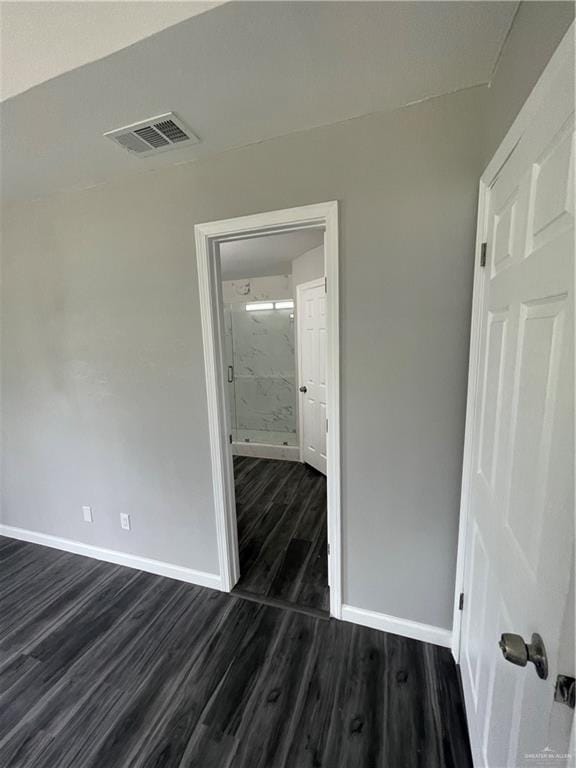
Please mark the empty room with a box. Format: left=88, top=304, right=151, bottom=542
left=0, top=2, right=574, bottom=767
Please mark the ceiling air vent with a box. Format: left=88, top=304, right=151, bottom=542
left=104, top=113, right=200, bottom=157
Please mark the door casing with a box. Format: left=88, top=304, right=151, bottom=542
left=195, top=201, right=342, bottom=619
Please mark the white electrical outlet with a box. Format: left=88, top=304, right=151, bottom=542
left=120, top=513, right=131, bottom=531
left=82, top=505, right=93, bottom=523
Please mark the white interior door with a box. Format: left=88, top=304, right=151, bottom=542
left=460, top=31, right=574, bottom=768
left=297, top=278, right=327, bottom=475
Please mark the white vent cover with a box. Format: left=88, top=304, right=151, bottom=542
left=104, top=112, right=200, bottom=157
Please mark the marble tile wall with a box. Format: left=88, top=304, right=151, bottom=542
left=222, top=274, right=293, bottom=304
left=222, top=277, right=297, bottom=445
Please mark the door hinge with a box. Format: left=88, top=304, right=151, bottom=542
left=459, top=592, right=464, bottom=611
left=327, top=542, right=330, bottom=555
left=324, top=276, right=327, bottom=293
left=554, top=674, right=576, bottom=709
left=229, top=434, right=232, bottom=445
left=326, top=419, right=328, bottom=432
left=480, top=242, right=487, bottom=268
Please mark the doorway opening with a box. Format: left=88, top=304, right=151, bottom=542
left=195, top=202, right=341, bottom=618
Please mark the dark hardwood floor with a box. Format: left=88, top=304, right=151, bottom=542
left=232, top=456, right=329, bottom=615
left=0, top=537, right=472, bottom=768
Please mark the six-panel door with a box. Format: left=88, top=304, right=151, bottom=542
left=297, top=279, right=327, bottom=475
left=460, top=37, right=574, bottom=768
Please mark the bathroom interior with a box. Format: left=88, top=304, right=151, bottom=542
left=220, top=230, right=325, bottom=462
left=223, top=278, right=299, bottom=460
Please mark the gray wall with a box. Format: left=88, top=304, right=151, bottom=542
left=1, top=86, right=484, bottom=628
left=292, top=245, right=325, bottom=289
left=1, top=193, right=220, bottom=573
left=482, top=1, right=574, bottom=163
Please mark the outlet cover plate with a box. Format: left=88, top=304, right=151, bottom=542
left=120, top=513, right=131, bottom=531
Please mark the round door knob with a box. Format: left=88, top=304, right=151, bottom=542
left=499, top=632, right=548, bottom=680
left=499, top=634, right=528, bottom=666
left=299, top=386, right=307, bottom=393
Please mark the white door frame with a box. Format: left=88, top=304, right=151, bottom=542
left=195, top=201, right=342, bottom=619
left=450, top=22, right=574, bottom=662
left=296, top=277, right=326, bottom=468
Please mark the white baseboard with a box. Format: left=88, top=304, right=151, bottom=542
left=0, top=525, right=223, bottom=592
left=232, top=442, right=300, bottom=462
left=341, top=604, right=452, bottom=649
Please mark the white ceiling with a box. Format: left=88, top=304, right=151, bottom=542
left=0, top=1, right=224, bottom=101
left=0, top=2, right=518, bottom=204
left=220, top=230, right=324, bottom=280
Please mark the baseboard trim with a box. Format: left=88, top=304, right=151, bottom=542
left=341, top=604, right=452, bottom=648
left=232, top=442, right=300, bottom=462
left=0, top=525, right=222, bottom=592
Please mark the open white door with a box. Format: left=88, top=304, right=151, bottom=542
left=297, top=278, right=327, bottom=475
left=459, top=27, right=574, bottom=768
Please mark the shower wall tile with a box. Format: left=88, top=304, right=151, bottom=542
left=234, top=375, right=296, bottom=433
left=223, top=289, right=297, bottom=441
left=222, top=274, right=292, bottom=304
left=232, top=308, right=295, bottom=377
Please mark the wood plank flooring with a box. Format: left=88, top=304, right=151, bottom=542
left=0, top=537, right=472, bottom=768
left=232, top=456, right=329, bottom=614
